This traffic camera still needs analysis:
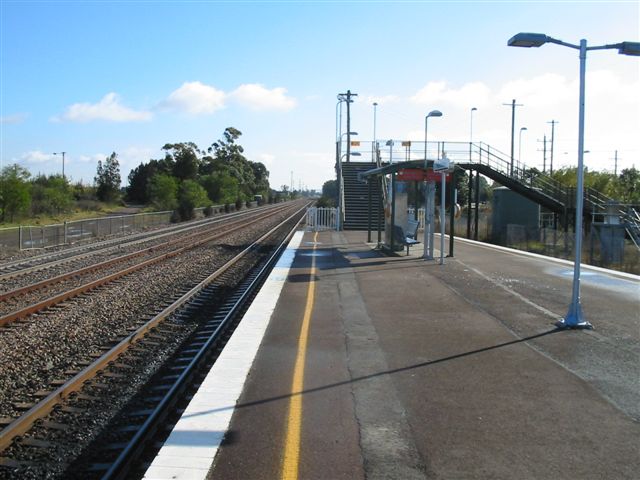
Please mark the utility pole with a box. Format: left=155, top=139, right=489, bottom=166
left=503, top=99, right=523, bottom=176
left=53, top=151, right=67, bottom=180
left=613, top=150, right=619, bottom=175
left=548, top=120, right=558, bottom=175
left=537, top=136, right=547, bottom=173
left=339, top=90, right=358, bottom=162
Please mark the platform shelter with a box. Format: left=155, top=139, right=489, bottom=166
left=358, top=159, right=458, bottom=258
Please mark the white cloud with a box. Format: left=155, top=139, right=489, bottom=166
left=1, top=113, right=28, bottom=124
left=497, top=73, right=572, bottom=109
left=361, top=94, right=401, bottom=105
left=257, top=153, right=275, bottom=166
left=53, top=93, right=152, bottom=123
left=231, top=84, right=297, bottom=111
left=411, top=81, right=492, bottom=108
left=160, top=81, right=226, bottom=115
left=77, top=153, right=107, bottom=164
left=21, top=150, right=54, bottom=164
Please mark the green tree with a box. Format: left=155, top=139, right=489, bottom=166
left=322, top=179, right=337, bottom=199
left=163, top=142, right=201, bottom=181
left=31, top=174, right=73, bottom=215
left=200, top=172, right=238, bottom=204
left=95, top=152, right=122, bottom=202
left=616, top=167, right=640, bottom=203
left=177, top=179, right=210, bottom=220
left=148, top=174, right=179, bottom=211
left=0, top=165, right=32, bottom=222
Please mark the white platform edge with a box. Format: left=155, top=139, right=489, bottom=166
left=143, top=230, right=305, bottom=480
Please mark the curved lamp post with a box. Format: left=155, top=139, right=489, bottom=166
left=518, top=127, right=528, bottom=164
left=508, top=32, right=639, bottom=329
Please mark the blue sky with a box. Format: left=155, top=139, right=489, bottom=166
left=1, top=1, right=638, bottom=190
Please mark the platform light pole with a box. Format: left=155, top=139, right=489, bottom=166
left=469, top=107, right=477, bottom=160
left=373, top=102, right=378, bottom=154
left=423, top=110, right=442, bottom=259
left=508, top=32, right=639, bottom=329
left=53, top=151, right=66, bottom=180
left=518, top=127, right=528, bottom=164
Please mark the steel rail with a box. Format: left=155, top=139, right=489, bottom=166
left=0, top=202, right=308, bottom=453
left=102, top=203, right=309, bottom=479
left=0, top=203, right=282, bottom=282
left=0, top=203, right=293, bottom=326
left=0, top=203, right=290, bottom=302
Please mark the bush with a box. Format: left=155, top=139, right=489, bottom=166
left=203, top=205, right=213, bottom=217
left=235, top=198, right=243, bottom=211
left=224, top=203, right=230, bottom=213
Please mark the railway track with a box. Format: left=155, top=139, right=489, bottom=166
left=0, top=204, right=277, bottom=281
left=0, top=203, right=294, bottom=324
left=0, top=200, right=309, bottom=479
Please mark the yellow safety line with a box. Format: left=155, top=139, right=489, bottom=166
left=281, top=231, right=318, bottom=480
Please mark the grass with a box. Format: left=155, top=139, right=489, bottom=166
left=0, top=203, right=151, bottom=229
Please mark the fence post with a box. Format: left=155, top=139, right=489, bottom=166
left=64, top=221, right=68, bottom=245
left=19, top=225, right=23, bottom=250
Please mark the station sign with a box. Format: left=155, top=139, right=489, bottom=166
left=396, top=168, right=451, bottom=182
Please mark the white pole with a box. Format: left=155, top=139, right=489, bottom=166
left=560, top=39, right=591, bottom=329
left=440, top=171, right=446, bottom=265
left=423, top=118, right=430, bottom=259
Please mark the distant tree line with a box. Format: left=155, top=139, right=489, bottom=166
left=125, top=127, right=271, bottom=219
left=1, top=127, right=274, bottom=224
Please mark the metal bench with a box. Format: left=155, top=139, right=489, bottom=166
left=393, top=219, right=421, bottom=255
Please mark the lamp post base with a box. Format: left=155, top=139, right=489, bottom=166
left=556, top=302, right=593, bottom=330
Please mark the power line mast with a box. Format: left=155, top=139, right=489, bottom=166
left=548, top=120, right=558, bottom=175
left=503, top=99, right=523, bottom=176
left=612, top=150, right=620, bottom=175
left=338, top=90, right=358, bottom=162
left=537, top=135, right=547, bottom=173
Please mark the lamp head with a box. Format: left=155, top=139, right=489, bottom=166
left=508, top=32, right=549, bottom=48
left=471, top=107, right=477, bottom=112
left=618, top=41, right=640, bottom=56
left=427, top=110, right=443, bottom=118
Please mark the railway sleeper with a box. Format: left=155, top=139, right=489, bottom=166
left=18, top=437, right=52, bottom=448
left=41, top=421, right=69, bottom=431
left=0, top=457, right=39, bottom=468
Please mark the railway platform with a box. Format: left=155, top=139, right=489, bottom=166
left=145, top=229, right=640, bottom=480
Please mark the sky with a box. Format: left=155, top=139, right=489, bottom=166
left=1, top=0, right=639, bottom=192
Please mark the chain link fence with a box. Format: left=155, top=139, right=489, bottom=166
left=0, top=205, right=230, bottom=251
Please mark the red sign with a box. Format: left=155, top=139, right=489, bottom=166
left=396, top=168, right=451, bottom=182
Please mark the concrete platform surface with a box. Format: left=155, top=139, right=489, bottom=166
left=175, top=230, right=640, bottom=479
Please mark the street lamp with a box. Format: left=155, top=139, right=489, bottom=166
left=53, top=151, right=66, bottom=180
left=373, top=102, right=378, bottom=149
left=518, top=127, right=528, bottom=164
left=470, top=107, right=477, bottom=144
left=424, top=110, right=442, bottom=165
left=423, top=110, right=443, bottom=259
left=508, top=32, right=639, bottom=329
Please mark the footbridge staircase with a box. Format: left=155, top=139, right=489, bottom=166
left=338, top=141, right=638, bottom=248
